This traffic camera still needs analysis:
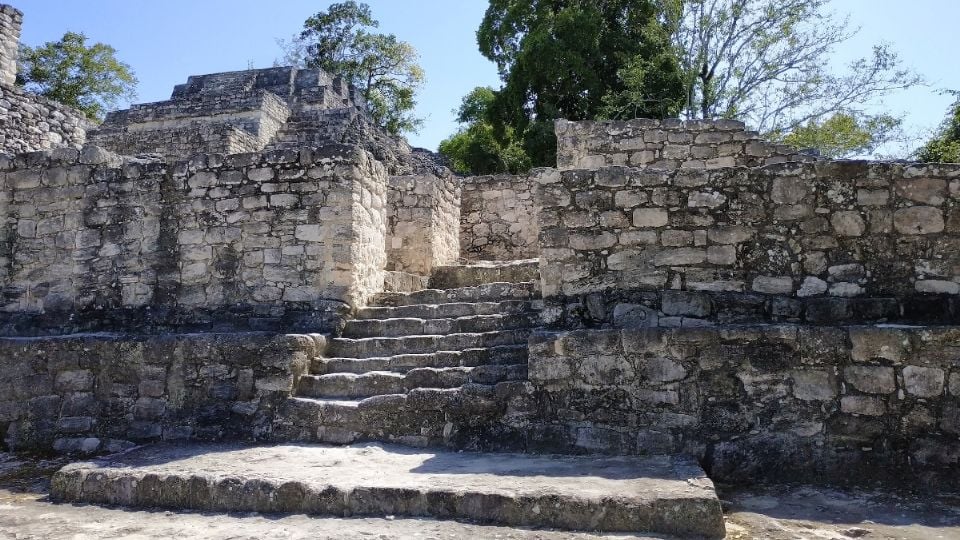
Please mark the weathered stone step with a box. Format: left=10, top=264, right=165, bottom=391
left=297, top=364, right=528, bottom=399
left=51, top=443, right=724, bottom=537
left=313, top=345, right=529, bottom=374
left=357, top=300, right=539, bottom=320
left=342, top=313, right=540, bottom=338
left=428, top=259, right=541, bottom=289
left=329, top=329, right=533, bottom=358
left=371, top=282, right=539, bottom=307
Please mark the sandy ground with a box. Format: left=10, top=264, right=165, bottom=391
left=1, top=451, right=959, bottom=540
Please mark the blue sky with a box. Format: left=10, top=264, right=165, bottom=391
left=14, top=0, right=960, bottom=152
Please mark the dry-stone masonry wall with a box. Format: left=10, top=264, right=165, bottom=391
left=0, top=84, right=91, bottom=154
left=0, top=4, right=91, bottom=155
left=0, top=4, right=19, bottom=86
left=0, top=143, right=385, bottom=335
left=555, top=118, right=815, bottom=171
left=460, top=174, right=539, bottom=260
left=0, top=332, right=323, bottom=453
left=524, top=325, right=960, bottom=486
left=537, top=161, right=960, bottom=327
left=386, top=174, right=460, bottom=275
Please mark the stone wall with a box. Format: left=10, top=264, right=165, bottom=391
left=522, top=325, right=960, bottom=486
left=0, top=4, right=20, bottom=87
left=0, top=84, right=92, bottom=155
left=0, top=143, right=386, bottom=335
left=386, top=174, right=460, bottom=275
left=537, top=161, right=960, bottom=327
left=555, top=119, right=815, bottom=171
left=88, top=90, right=290, bottom=157
left=0, top=332, right=323, bottom=453
left=460, top=174, right=539, bottom=261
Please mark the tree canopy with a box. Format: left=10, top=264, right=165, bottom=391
left=439, top=86, right=530, bottom=175
left=285, top=1, right=425, bottom=135
left=474, top=0, right=685, bottom=168
left=917, top=95, right=960, bottom=163
left=661, top=0, right=921, bottom=157
left=16, top=31, right=137, bottom=121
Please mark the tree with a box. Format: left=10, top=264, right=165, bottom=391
left=917, top=95, right=960, bottom=163
left=16, top=32, right=137, bottom=121
left=285, top=1, right=425, bottom=135
left=779, top=112, right=901, bottom=159
left=439, top=87, right=530, bottom=175
left=667, top=0, right=921, bottom=154
left=476, top=0, right=685, bottom=167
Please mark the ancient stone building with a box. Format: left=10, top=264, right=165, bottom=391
left=0, top=3, right=958, bottom=538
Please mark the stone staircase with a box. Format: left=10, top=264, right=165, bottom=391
left=46, top=259, right=727, bottom=538
left=283, top=260, right=542, bottom=444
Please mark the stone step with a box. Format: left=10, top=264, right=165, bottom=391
left=382, top=270, right=429, bottom=293
left=313, top=345, right=529, bottom=374
left=371, top=282, right=539, bottom=307
left=342, top=313, right=540, bottom=338
left=329, top=329, right=533, bottom=358
left=428, top=259, right=541, bottom=289
left=297, top=364, right=528, bottom=399
left=356, top=300, right=540, bottom=320
left=51, top=443, right=724, bottom=537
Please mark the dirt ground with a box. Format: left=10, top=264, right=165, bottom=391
left=1, top=452, right=959, bottom=540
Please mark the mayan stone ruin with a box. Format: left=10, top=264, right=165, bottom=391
left=0, top=3, right=959, bottom=538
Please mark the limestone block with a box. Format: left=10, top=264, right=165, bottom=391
left=752, top=276, right=793, bottom=295
left=895, top=178, right=947, bottom=205
left=791, top=370, right=836, bottom=401
left=840, top=395, right=886, bottom=416
left=844, top=366, right=896, bottom=394
left=770, top=178, right=809, bottom=204
left=707, top=226, right=754, bottom=245
left=612, top=303, right=659, bottom=328
left=830, top=211, right=866, bottom=237
left=902, top=366, right=945, bottom=398
left=633, top=208, right=669, bottom=228
left=893, top=206, right=944, bottom=235
left=915, top=280, right=960, bottom=295
left=700, top=243, right=733, bottom=265
left=797, top=277, right=828, bottom=298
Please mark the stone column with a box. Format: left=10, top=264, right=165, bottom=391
left=0, top=4, right=22, bottom=87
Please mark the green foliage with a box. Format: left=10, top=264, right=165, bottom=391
left=293, top=1, right=425, bottom=135
left=16, top=32, right=137, bottom=121
left=917, top=97, right=960, bottom=163
left=672, top=0, right=922, bottom=142
left=777, top=113, right=901, bottom=159
left=439, top=87, right=530, bottom=175
left=475, top=0, right=684, bottom=167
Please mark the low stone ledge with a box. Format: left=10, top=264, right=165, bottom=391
left=0, top=332, right=326, bottom=453
left=517, top=324, right=960, bottom=487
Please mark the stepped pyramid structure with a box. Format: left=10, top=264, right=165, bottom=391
left=1, top=3, right=959, bottom=537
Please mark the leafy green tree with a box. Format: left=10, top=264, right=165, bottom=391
left=476, top=0, right=685, bottom=167
left=917, top=96, right=960, bottom=163
left=287, top=1, right=425, bottom=135
left=16, top=31, right=137, bottom=121
left=778, top=113, right=901, bottom=159
left=669, top=0, right=922, bottom=156
left=439, top=87, right=530, bottom=175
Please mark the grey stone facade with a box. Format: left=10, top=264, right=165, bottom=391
left=460, top=174, right=539, bottom=261
left=0, top=332, right=323, bottom=453
left=525, top=325, right=960, bottom=486
left=556, top=118, right=816, bottom=171
left=0, top=4, right=19, bottom=86
left=386, top=173, right=460, bottom=275
left=0, top=143, right=386, bottom=334
left=536, top=161, right=960, bottom=327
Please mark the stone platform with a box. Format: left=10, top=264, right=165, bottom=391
left=50, top=442, right=725, bottom=538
